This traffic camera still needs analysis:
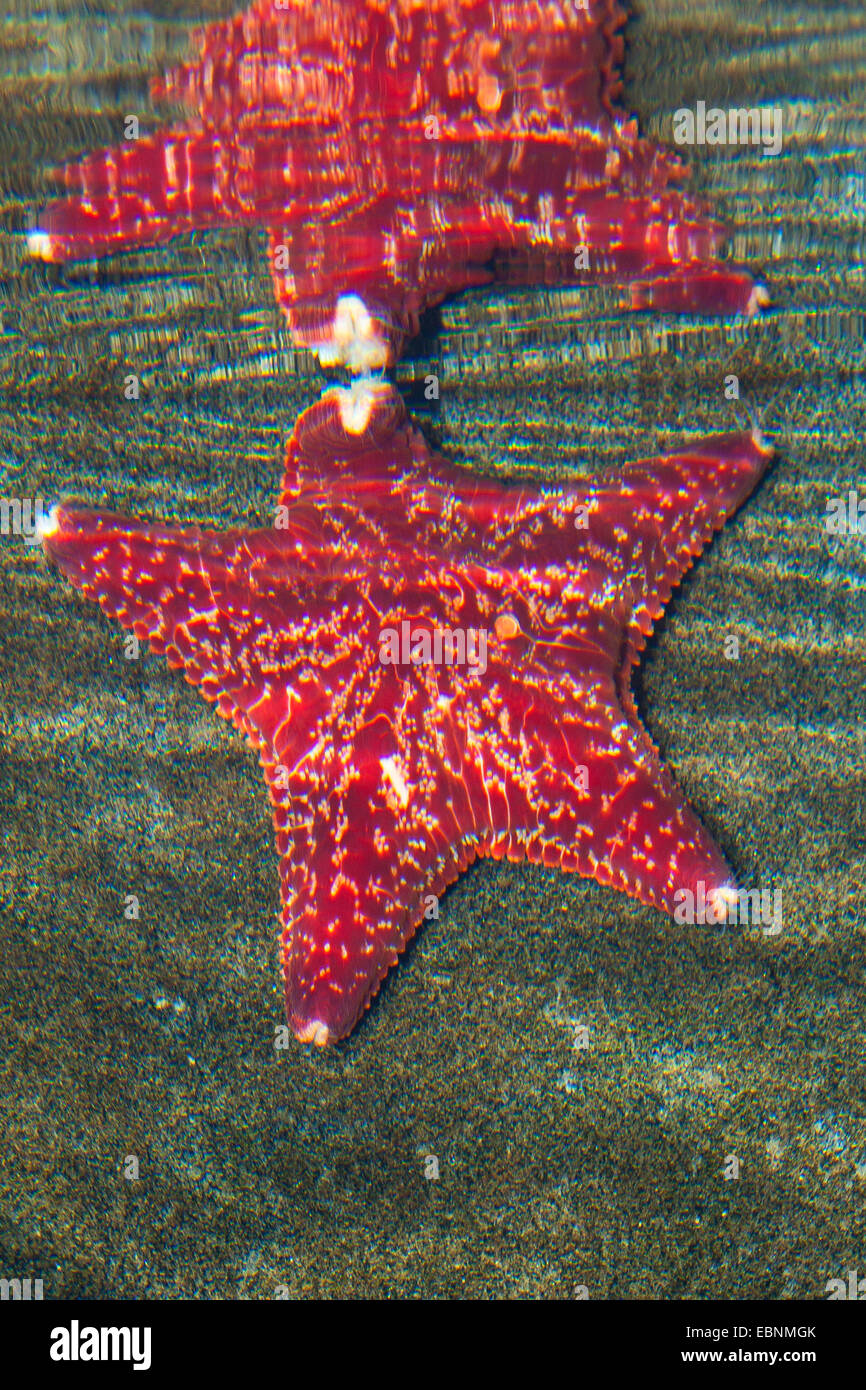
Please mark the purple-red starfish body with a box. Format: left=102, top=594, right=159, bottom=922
left=29, top=0, right=764, bottom=368
left=42, top=384, right=771, bottom=1042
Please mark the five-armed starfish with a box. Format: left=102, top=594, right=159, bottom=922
left=29, top=0, right=763, bottom=368
left=41, top=383, right=771, bottom=1042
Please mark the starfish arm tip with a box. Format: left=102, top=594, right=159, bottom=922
left=707, top=882, right=741, bottom=924
left=332, top=376, right=386, bottom=435
left=747, top=283, right=771, bottom=315
left=749, top=424, right=775, bottom=461
left=292, top=1017, right=332, bottom=1046
left=26, top=229, right=56, bottom=261
left=315, top=295, right=391, bottom=375
left=37, top=503, right=63, bottom=544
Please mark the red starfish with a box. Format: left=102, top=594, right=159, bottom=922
left=41, top=383, right=772, bottom=1043
left=29, top=0, right=764, bottom=369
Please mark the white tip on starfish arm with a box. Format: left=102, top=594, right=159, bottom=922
left=749, top=424, right=774, bottom=458
left=706, top=883, right=740, bottom=923
left=36, top=503, right=62, bottom=542
left=26, top=229, right=56, bottom=261
left=317, top=295, right=390, bottom=375
left=747, top=283, right=770, bottom=315
left=295, top=1018, right=332, bottom=1046
left=333, top=376, right=380, bottom=435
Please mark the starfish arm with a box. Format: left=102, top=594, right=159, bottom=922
left=537, top=690, right=738, bottom=915
left=457, top=648, right=737, bottom=917
left=592, top=718, right=738, bottom=915
left=272, top=720, right=483, bottom=1045
left=269, top=605, right=508, bottom=1044
left=29, top=135, right=206, bottom=263
left=603, top=429, right=774, bottom=668
left=39, top=505, right=316, bottom=753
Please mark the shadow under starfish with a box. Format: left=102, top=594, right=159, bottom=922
left=41, top=382, right=773, bottom=1043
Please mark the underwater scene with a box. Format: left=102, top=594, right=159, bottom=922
left=0, top=0, right=864, bottom=1318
